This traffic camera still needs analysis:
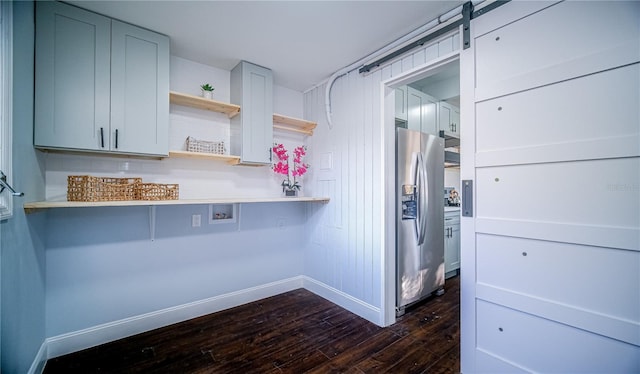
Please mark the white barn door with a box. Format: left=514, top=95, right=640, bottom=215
left=460, top=1, right=640, bottom=372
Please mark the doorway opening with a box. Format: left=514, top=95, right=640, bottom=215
left=382, top=55, right=461, bottom=326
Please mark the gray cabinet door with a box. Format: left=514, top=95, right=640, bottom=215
left=230, top=61, right=273, bottom=165
left=111, top=21, right=169, bottom=156
left=34, top=1, right=111, bottom=151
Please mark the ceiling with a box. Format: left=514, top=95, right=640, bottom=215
left=67, top=1, right=464, bottom=92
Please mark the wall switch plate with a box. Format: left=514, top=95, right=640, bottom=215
left=192, top=214, right=201, bottom=227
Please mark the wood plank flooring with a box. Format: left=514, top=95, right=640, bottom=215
left=44, top=276, right=460, bottom=373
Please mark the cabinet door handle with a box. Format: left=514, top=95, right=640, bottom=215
left=115, top=129, right=119, bottom=149
left=100, top=127, right=105, bottom=148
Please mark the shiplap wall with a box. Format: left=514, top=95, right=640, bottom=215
left=303, top=31, right=460, bottom=324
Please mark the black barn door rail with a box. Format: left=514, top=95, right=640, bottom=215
left=358, top=0, right=510, bottom=74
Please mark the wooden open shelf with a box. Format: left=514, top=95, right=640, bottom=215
left=170, top=91, right=317, bottom=136
left=168, top=150, right=241, bottom=165
left=170, top=91, right=240, bottom=118
left=24, top=196, right=330, bottom=213
left=273, top=113, right=317, bottom=135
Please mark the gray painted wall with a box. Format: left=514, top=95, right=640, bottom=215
left=46, top=202, right=307, bottom=336
left=1, top=1, right=47, bottom=372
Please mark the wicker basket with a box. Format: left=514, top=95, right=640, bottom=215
left=135, top=183, right=179, bottom=201
left=67, top=175, right=141, bottom=202
left=186, top=136, right=225, bottom=155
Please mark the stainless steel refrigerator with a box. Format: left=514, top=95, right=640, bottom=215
left=396, top=127, right=445, bottom=315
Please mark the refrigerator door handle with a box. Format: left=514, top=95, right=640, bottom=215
left=411, top=152, right=421, bottom=242
left=416, top=152, right=428, bottom=246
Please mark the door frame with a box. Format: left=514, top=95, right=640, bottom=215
left=380, top=52, right=461, bottom=326
left=0, top=0, right=13, bottom=219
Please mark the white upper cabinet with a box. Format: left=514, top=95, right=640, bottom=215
left=35, top=1, right=111, bottom=152
left=110, top=21, right=169, bottom=156
left=34, top=1, right=169, bottom=156
left=230, top=61, right=274, bottom=165
left=407, top=87, right=438, bottom=136
left=438, top=101, right=460, bottom=137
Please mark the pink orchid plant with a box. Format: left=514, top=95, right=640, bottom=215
left=272, top=143, right=309, bottom=192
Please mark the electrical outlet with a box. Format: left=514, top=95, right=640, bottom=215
left=192, top=214, right=201, bottom=227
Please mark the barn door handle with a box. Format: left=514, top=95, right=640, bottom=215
left=462, top=180, right=473, bottom=217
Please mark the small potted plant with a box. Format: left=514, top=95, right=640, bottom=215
left=200, top=83, right=214, bottom=99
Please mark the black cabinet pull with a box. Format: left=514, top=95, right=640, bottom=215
left=100, top=127, right=105, bottom=148
left=115, top=129, right=119, bottom=149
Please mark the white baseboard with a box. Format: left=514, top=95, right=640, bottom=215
left=27, top=341, right=48, bottom=374
left=45, top=276, right=304, bottom=359
left=302, top=276, right=382, bottom=325
left=39, top=275, right=383, bottom=366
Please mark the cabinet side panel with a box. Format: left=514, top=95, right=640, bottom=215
left=229, top=63, right=242, bottom=157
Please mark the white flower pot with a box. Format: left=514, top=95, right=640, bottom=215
left=202, top=90, right=213, bottom=99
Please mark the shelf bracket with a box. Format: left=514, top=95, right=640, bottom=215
left=149, top=205, right=156, bottom=241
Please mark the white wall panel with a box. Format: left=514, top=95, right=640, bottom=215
left=474, top=349, right=527, bottom=373
left=304, top=33, right=460, bottom=322
left=477, top=234, right=640, bottom=343
left=476, top=158, right=639, bottom=239
left=475, top=1, right=640, bottom=90
left=476, top=63, right=640, bottom=165
left=477, top=300, right=640, bottom=373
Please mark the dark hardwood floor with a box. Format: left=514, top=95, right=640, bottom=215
left=44, top=275, right=460, bottom=373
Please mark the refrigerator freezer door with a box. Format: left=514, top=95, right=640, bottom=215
left=396, top=128, right=445, bottom=311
